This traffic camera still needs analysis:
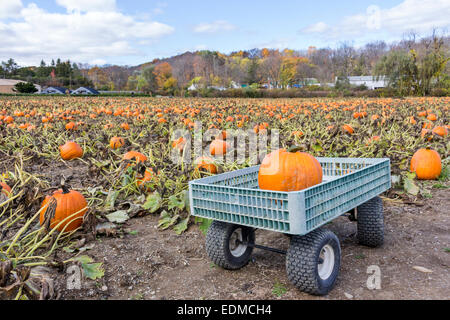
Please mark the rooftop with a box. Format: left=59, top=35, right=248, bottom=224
left=0, top=79, right=25, bottom=86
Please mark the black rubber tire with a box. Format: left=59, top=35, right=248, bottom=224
left=286, top=228, right=341, bottom=296
left=356, top=196, right=384, bottom=247
left=206, top=221, right=255, bottom=270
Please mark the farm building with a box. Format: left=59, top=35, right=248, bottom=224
left=187, top=83, right=199, bottom=91
left=299, top=78, right=320, bottom=86
left=340, top=76, right=388, bottom=90
left=0, top=79, right=41, bottom=93
left=41, top=87, right=69, bottom=94
left=71, top=87, right=100, bottom=95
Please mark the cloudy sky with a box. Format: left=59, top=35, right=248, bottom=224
left=1, top=0, right=449, bottom=66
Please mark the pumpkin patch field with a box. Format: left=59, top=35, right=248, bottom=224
left=0, top=96, right=449, bottom=300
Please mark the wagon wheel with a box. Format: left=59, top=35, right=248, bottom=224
left=286, top=228, right=341, bottom=296
left=356, top=196, right=384, bottom=247
left=206, top=221, right=255, bottom=270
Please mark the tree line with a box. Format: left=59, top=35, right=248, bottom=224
left=1, top=58, right=92, bottom=89
left=119, top=30, right=450, bottom=96
left=2, top=30, right=449, bottom=96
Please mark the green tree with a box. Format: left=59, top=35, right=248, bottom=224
left=375, top=31, right=449, bottom=96
left=17, top=67, right=35, bottom=78
left=375, top=50, right=418, bottom=95
left=141, top=65, right=158, bottom=93
left=1, top=58, right=19, bottom=77
left=246, top=59, right=260, bottom=84
left=14, top=82, right=38, bottom=93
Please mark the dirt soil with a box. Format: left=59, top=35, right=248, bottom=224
left=54, top=189, right=450, bottom=300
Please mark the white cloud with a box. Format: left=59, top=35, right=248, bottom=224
left=302, top=0, right=450, bottom=39
left=194, top=44, right=207, bottom=50
left=90, top=58, right=107, bottom=66
left=0, top=0, right=23, bottom=19
left=56, top=0, right=116, bottom=13
left=302, top=22, right=329, bottom=34
left=152, top=2, right=168, bottom=15
left=0, top=2, right=174, bottom=65
left=253, top=38, right=292, bottom=50
left=194, top=20, right=236, bottom=33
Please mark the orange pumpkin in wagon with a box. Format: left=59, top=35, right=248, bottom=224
left=258, top=147, right=323, bottom=192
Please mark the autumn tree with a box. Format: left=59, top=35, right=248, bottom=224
left=260, top=50, right=282, bottom=87
left=154, top=62, right=177, bottom=94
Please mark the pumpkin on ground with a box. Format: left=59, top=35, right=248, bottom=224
left=39, top=186, right=88, bottom=232
left=410, top=148, right=442, bottom=180
left=172, top=137, right=187, bottom=151
left=120, top=123, right=130, bottom=130
left=342, top=124, right=354, bottom=134
left=216, top=131, right=227, bottom=140
left=0, top=182, right=11, bottom=197
left=65, top=122, right=77, bottom=130
left=59, top=141, right=83, bottom=160
left=123, top=151, right=148, bottom=165
left=194, top=156, right=218, bottom=173
left=110, top=137, right=125, bottom=149
left=209, top=139, right=229, bottom=156
left=258, top=147, right=323, bottom=192
left=432, top=126, right=448, bottom=137
left=136, top=168, right=154, bottom=189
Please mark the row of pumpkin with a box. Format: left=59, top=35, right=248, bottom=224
left=0, top=127, right=442, bottom=235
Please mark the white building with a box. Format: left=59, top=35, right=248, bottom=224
left=339, top=76, right=388, bottom=90
left=0, top=79, right=41, bottom=93
left=41, top=87, right=68, bottom=94
left=230, top=81, right=241, bottom=89
left=187, top=83, right=199, bottom=91
left=71, top=87, right=99, bottom=95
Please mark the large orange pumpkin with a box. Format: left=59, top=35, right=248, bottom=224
left=39, top=188, right=88, bottom=232
left=216, top=131, right=227, bottom=140
left=258, top=148, right=323, bottom=192
left=209, top=139, right=229, bottom=156
left=410, top=148, right=442, bottom=180
left=59, top=141, right=83, bottom=160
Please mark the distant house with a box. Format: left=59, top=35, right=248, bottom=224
left=299, top=78, right=320, bottom=86
left=339, top=76, right=388, bottom=90
left=187, top=83, right=199, bottom=91
left=41, top=87, right=68, bottom=94
left=0, top=79, right=41, bottom=93
left=71, top=87, right=100, bottom=95
left=230, top=81, right=241, bottom=89
left=208, top=85, right=226, bottom=91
